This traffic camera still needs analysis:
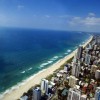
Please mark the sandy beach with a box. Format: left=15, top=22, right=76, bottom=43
left=1, top=36, right=93, bottom=100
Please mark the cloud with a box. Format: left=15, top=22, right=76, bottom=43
left=68, top=17, right=82, bottom=25
left=88, top=12, right=95, bottom=17
left=83, top=17, right=100, bottom=26
left=69, top=13, right=100, bottom=26
left=17, top=5, right=24, bottom=9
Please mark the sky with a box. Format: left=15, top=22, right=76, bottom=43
left=0, top=0, right=100, bottom=32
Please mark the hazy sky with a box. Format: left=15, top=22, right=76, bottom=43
left=0, top=0, right=100, bottom=32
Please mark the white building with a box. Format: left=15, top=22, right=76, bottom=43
left=20, top=95, right=28, bottom=100
left=95, top=70, right=100, bottom=79
left=94, top=45, right=97, bottom=50
left=76, top=46, right=83, bottom=60
left=41, top=79, right=49, bottom=94
left=69, top=76, right=78, bottom=88
left=67, top=88, right=81, bottom=100
left=72, top=61, right=81, bottom=77
left=33, top=87, right=41, bottom=100
left=88, top=43, right=92, bottom=50
left=95, top=87, right=100, bottom=100
left=85, top=54, right=91, bottom=65
left=64, top=66, right=68, bottom=73
left=72, top=63, right=77, bottom=76
left=73, top=53, right=77, bottom=63
left=64, top=64, right=69, bottom=73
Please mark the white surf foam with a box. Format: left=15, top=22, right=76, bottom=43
left=40, top=60, right=54, bottom=68
left=50, top=56, right=59, bottom=61
left=67, top=49, right=72, bottom=53
left=41, top=63, right=48, bottom=66
left=47, top=60, right=53, bottom=64
left=28, top=67, right=32, bottom=71
left=21, top=71, right=26, bottom=74
left=64, top=53, right=68, bottom=55
left=53, top=56, right=59, bottom=59
left=40, top=62, right=49, bottom=68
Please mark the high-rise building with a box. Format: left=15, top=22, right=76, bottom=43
left=73, top=53, right=77, bottom=63
left=95, top=87, right=100, bottom=100
left=95, top=70, right=100, bottom=79
left=69, top=76, right=78, bottom=88
left=41, top=79, right=49, bottom=94
left=81, top=57, right=84, bottom=62
left=88, top=43, right=92, bottom=50
left=94, top=45, right=97, bottom=50
left=72, top=61, right=81, bottom=77
left=20, top=95, right=28, bottom=100
left=76, top=46, right=83, bottom=60
left=91, top=39, right=96, bottom=46
left=96, top=36, right=100, bottom=44
left=72, top=62, right=77, bottom=75
left=64, top=65, right=68, bottom=72
left=67, top=88, right=81, bottom=100
left=86, top=43, right=92, bottom=50
left=33, top=87, right=41, bottom=100
left=85, top=54, right=91, bottom=65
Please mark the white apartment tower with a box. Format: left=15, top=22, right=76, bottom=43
left=95, top=87, right=100, bottom=100
left=67, top=88, right=81, bottom=100
left=33, top=87, right=41, bottom=100
left=72, top=61, right=81, bottom=77
left=85, top=54, right=91, bottom=65
left=76, top=46, right=83, bottom=60
left=41, top=79, right=49, bottom=94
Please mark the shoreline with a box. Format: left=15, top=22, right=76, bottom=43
left=1, top=35, right=93, bottom=100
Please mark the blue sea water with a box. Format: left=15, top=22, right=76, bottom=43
left=0, top=27, right=91, bottom=95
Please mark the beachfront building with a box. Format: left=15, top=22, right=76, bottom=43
left=67, top=88, right=81, bottom=100
left=69, top=76, right=78, bottom=88
left=33, top=87, right=41, bottom=100
left=95, top=36, right=100, bottom=44
left=95, top=87, right=100, bottom=100
left=86, top=43, right=92, bottom=50
left=76, top=46, right=83, bottom=60
left=64, top=64, right=70, bottom=73
left=20, top=95, right=28, bottom=100
left=41, top=79, right=49, bottom=94
left=73, top=53, right=77, bottom=63
left=85, top=54, right=91, bottom=65
left=64, top=65, right=68, bottom=73
left=91, top=39, right=96, bottom=46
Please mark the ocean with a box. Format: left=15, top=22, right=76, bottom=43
left=0, top=27, right=91, bottom=96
